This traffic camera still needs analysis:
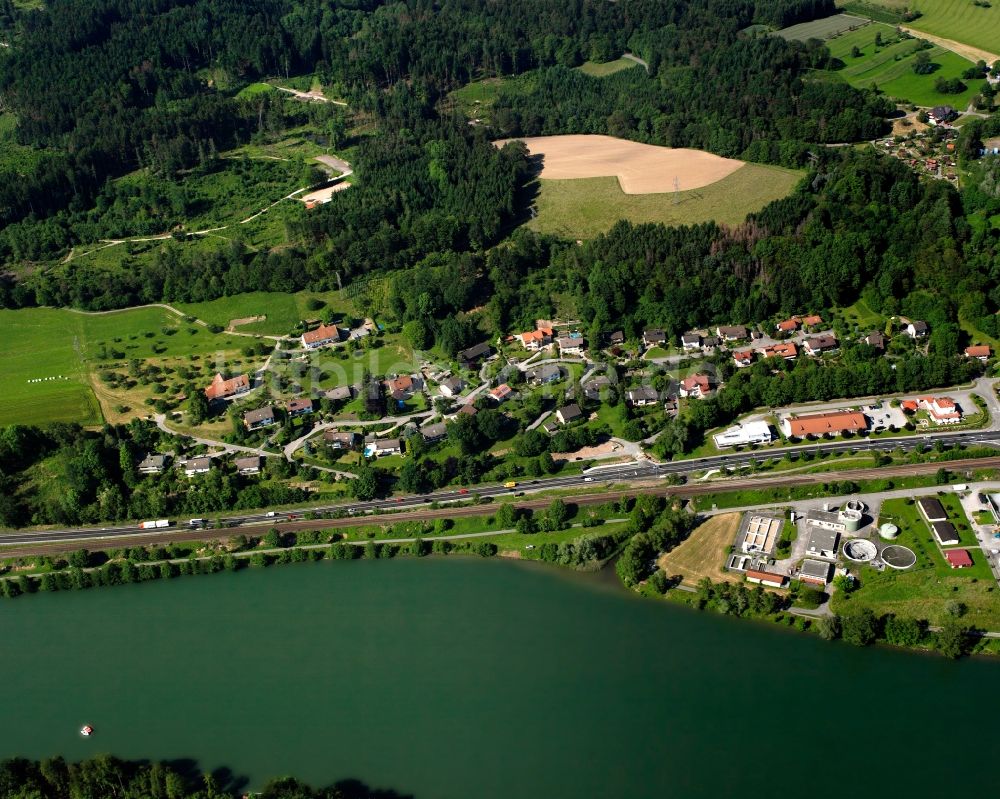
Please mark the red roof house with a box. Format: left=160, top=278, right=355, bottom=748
left=205, top=373, right=250, bottom=401
left=945, top=549, right=973, bottom=569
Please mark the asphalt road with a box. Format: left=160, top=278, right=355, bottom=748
left=3, top=427, right=1000, bottom=552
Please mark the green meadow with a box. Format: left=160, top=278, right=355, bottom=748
left=843, top=0, right=1000, bottom=54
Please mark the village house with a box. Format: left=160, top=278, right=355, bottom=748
left=965, top=345, right=991, bottom=361
left=385, top=374, right=421, bottom=399
left=137, top=453, right=167, bottom=475
left=324, top=385, right=354, bottom=403
left=609, top=331, right=625, bottom=346
left=928, top=105, right=957, bottom=126
left=775, top=318, right=799, bottom=334
left=490, top=384, right=514, bottom=403
left=518, top=328, right=553, bottom=350
left=801, top=314, right=823, bottom=329
left=243, top=406, right=277, bottom=430
left=457, top=341, right=492, bottom=369
left=626, top=386, right=659, bottom=407
left=235, top=456, right=262, bottom=475
left=781, top=410, right=867, bottom=438
left=557, top=335, right=584, bottom=356
left=701, top=335, right=720, bottom=350
left=679, top=374, right=711, bottom=399
left=919, top=396, right=962, bottom=425
left=762, top=342, right=797, bottom=360
left=324, top=430, right=358, bottom=450
left=205, top=373, right=250, bottom=401
left=301, top=323, right=343, bottom=349
left=732, top=349, right=754, bottom=368
left=439, top=376, right=464, bottom=397
left=642, top=329, right=667, bottom=349
left=905, top=320, right=929, bottom=339
left=803, top=334, right=838, bottom=356
left=421, top=422, right=448, bottom=443
left=527, top=364, right=562, bottom=385
left=582, top=376, right=612, bottom=401
left=368, top=437, right=402, bottom=457
left=286, top=398, right=314, bottom=417
left=865, top=331, right=887, bottom=352
left=458, top=403, right=478, bottom=417
left=556, top=403, right=583, bottom=425
left=681, top=332, right=702, bottom=351
left=183, top=457, right=212, bottom=477
left=716, top=325, right=747, bottom=342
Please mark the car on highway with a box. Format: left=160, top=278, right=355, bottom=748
left=583, top=477, right=593, bottom=482
left=459, top=488, right=469, bottom=494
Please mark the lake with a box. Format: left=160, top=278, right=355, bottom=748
left=0, top=558, right=996, bottom=798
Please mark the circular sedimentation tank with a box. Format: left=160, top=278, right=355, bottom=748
left=881, top=544, right=917, bottom=570
left=843, top=539, right=877, bottom=562
left=839, top=509, right=863, bottom=533
left=879, top=523, right=899, bottom=540
left=845, top=499, right=866, bottom=514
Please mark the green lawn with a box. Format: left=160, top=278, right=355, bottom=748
left=901, top=0, right=1000, bottom=54
left=774, top=13, right=872, bottom=41
left=833, top=495, right=1000, bottom=627
left=528, top=164, right=803, bottom=239
left=177, top=290, right=355, bottom=335
left=824, top=23, right=979, bottom=107
left=576, top=58, right=641, bottom=77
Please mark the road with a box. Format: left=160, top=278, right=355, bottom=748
left=5, top=431, right=1000, bottom=555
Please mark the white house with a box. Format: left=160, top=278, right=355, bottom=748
left=183, top=457, right=212, bottom=477
left=712, top=421, right=774, bottom=448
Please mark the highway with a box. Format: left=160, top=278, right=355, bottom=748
left=3, top=427, right=1000, bottom=552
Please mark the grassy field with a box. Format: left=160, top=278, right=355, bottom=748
left=177, top=290, right=355, bottom=336
left=862, top=0, right=1000, bottom=55
left=833, top=495, right=1000, bottom=626
left=576, top=58, right=641, bottom=77
left=775, top=13, right=871, bottom=41
left=0, top=306, right=251, bottom=427
left=824, top=23, right=979, bottom=107
left=527, top=164, right=802, bottom=239
left=658, top=513, right=742, bottom=585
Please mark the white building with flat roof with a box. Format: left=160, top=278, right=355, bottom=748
left=713, top=421, right=774, bottom=448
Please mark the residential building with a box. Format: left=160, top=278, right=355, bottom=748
left=458, top=403, right=478, bottom=417
left=945, top=549, right=973, bottom=568
left=626, top=386, right=659, bottom=407
left=243, top=406, right=277, bottom=430
left=518, top=328, right=553, bottom=350
left=287, top=398, right=314, bottom=417
left=916, top=497, right=948, bottom=523
left=557, top=335, right=585, bottom=356
left=439, top=376, right=464, bottom=397
left=183, top=457, right=212, bottom=477
left=965, top=345, right=991, bottom=361
left=385, top=375, right=422, bottom=398
left=324, top=430, right=358, bottom=450
left=701, top=335, right=720, bottom=349
left=369, top=438, right=402, bottom=457
left=803, top=334, right=838, bottom=356
left=801, top=314, right=823, bottom=328
left=865, top=331, right=886, bottom=352
left=137, top=454, right=167, bottom=474
left=781, top=410, right=867, bottom=438
left=324, top=385, right=354, bottom=403
left=527, top=364, right=562, bottom=385
left=421, top=422, right=448, bottom=443
left=235, top=456, right=262, bottom=475
left=716, top=325, right=747, bottom=341
left=457, top=341, right=492, bottom=368
left=643, top=329, right=667, bottom=348
left=713, top=421, right=774, bottom=448
left=205, top=373, right=249, bottom=401
left=582, top=376, right=611, bottom=401
left=301, top=323, right=343, bottom=349
left=679, top=374, right=711, bottom=399
left=745, top=570, right=787, bottom=589
left=609, top=330, right=625, bottom=346
left=775, top=318, right=799, bottom=333
left=805, top=528, right=840, bottom=560
left=928, top=105, right=957, bottom=125
left=490, top=384, right=514, bottom=403
left=762, top=342, right=797, bottom=360
left=919, top=396, right=962, bottom=425
left=799, top=559, right=832, bottom=586
left=732, top=349, right=754, bottom=368
left=681, top=333, right=702, bottom=351
left=905, top=320, right=929, bottom=338
left=556, top=403, right=583, bottom=425
left=931, top=521, right=960, bottom=546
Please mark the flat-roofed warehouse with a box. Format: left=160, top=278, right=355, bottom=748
left=931, top=521, right=960, bottom=546
left=916, top=497, right=948, bottom=523
left=798, top=559, right=832, bottom=586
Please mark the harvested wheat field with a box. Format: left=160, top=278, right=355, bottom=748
left=658, top=513, right=742, bottom=586
left=497, top=134, right=745, bottom=193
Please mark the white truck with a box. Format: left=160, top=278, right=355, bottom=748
left=138, top=519, right=170, bottom=529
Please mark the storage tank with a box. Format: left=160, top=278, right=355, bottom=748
left=838, top=509, right=862, bottom=533
left=879, top=523, right=899, bottom=540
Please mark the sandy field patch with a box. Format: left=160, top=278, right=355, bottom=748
left=228, top=315, right=266, bottom=331
left=300, top=181, right=351, bottom=205
left=496, top=134, right=745, bottom=194
left=658, top=513, right=742, bottom=586
left=898, top=25, right=1000, bottom=66
left=552, top=440, right=626, bottom=462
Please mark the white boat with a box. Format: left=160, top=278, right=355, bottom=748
left=80, top=725, right=94, bottom=737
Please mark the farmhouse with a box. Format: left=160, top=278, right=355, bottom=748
left=137, top=453, right=167, bottom=474
left=803, top=334, right=838, bottom=356
left=716, top=325, right=747, bottom=341
left=324, top=430, right=358, bottom=450
left=732, top=349, right=754, bottom=368
left=945, top=549, right=973, bottom=569
left=421, top=422, right=448, bottom=443
left=301, top=323, right=343, bottom=349
left=556, top=403, right=583, bottom=424
left=626, top=386, right=659, bottom=407
left=183, top=457, right=212, bottom=477
left=781, top=410, right=867, bottom=438
left=439, top=376, right=464, bottom=397
left=681, top=333, right=702, bottom=350
left=243, top=406, right=277, bottom=430
left=919, top=397, right=962, bottom=425
left=965, top=345, right=991, bottom=361
left=286, top=398, right=314, bottom=417
left=745, top=569, right=787, bottom=589
left=905, top=320, right=929, bottom=339
left=643, top=329, right=667, bottom=348
left=916, top=497, right=948, bottom=524
left=458, top=341, right=492, bottom=368
left=518, top=328, right=553, bottom=349
left=679, top=374, right=711, bottom=399
left=762, top=342, right=797, bottom=360
left=235, top=456, right=262, bottom=475
left=490, top=384, right=514, bottom=403
left=713, top=421, right=774, bottom=448
left=205, top=373, right=250, bottom=401
left=798, top=559, right=831, bottom=586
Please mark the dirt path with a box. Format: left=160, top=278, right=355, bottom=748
left=899, top=26, right=999, bottom=66
left=269, top=84, right=348, bottom=107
